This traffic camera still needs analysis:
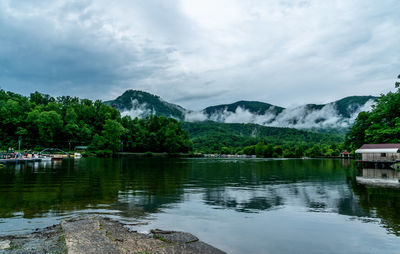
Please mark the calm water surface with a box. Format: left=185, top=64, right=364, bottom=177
left=0, top=158, right=399, bottom=254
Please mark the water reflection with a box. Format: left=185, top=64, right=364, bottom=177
left=1, top=158, right=400, bottom=239
left=356, top=168, right=400, bottom=188
left=352, top=168, right=400, bottom=236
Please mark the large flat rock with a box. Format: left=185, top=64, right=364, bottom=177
left=0, top=224, right=67, bottom=254
left=0, top=217, right=225, bottom=254
left=61, top=217, right=226, bottom=254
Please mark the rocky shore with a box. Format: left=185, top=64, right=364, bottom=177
left=0, top=217, right=226, bottom=254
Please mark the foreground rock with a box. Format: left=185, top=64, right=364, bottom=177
left=0, top=217, right=226, bottom=254
left=0, top=224, right=67, bottom=254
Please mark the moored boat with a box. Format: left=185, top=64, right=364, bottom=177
left=39, top=157, right=52, bottom=162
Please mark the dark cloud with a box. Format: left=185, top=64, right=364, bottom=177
left=0, top=0, right=175, bottom=99
left=0, top=0, right=399, bottom=109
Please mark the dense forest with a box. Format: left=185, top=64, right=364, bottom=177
left=346, top=75, right=400, bottom=150
left=0, top=90, right=192, bottom=156
left=183, top=121, right=345, bottom=157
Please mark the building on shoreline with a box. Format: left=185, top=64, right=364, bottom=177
left=340, top=151, right=351, bottom=159
left=355, top=144, right=400, bottom=169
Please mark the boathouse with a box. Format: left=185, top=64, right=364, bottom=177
left=355, top=144, right=400, bottom=168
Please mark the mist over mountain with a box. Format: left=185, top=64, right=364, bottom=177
left=105, top=90, right=376, bottom=131
left=104, top=90, right=186, bottom=119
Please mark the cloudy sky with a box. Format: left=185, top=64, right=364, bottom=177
left=0, top=0, right=399, bottom=110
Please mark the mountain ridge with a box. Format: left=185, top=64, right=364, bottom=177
left=105, top=90, right=376, bottom=131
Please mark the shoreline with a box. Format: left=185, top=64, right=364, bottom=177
left=0, top=216, right=225, bottom=254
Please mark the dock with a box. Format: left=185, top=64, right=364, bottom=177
left=0, top=157, right=52, bottom=164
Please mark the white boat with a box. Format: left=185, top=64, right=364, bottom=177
left=74, top=153, right=82, bottom=159
left=39, top=157, right=52, bottom=161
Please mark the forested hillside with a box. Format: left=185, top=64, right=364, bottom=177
left=105, top=90, right=375, bottom=131
left=0, top=90, right=192, bottom=155
left=346, top=75, right=400, bottom=150
left=183, top=121, right=344, bottom=156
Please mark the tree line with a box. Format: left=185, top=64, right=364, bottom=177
left=221, top=142, right=346, bottom=158
left=183, top=121, right=345, bottom=157
left=0, top=90, right=192, bottom=156
left=345, top=75, right=400, bottom=150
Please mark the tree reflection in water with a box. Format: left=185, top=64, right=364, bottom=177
left=0, top=158, right=400, bottom=236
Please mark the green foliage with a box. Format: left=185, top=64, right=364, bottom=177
left=236, top=142, right=344, bottom=158
left=395, top=75, right=400, bottom=88
left=121, top=115, right=193, bottom=153
left=182, top=121, right=344, bottom=157
left=346, top=76, right=400, bottom=150
left=0, top=90, right=192, bottom=154
left=101, top=119, right=125, bottom=152
left=94, top=149, right=113, bottom=158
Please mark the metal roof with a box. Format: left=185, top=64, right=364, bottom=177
left=358, top=144, right=400, bottom=149
left=355, top=148, right=400, bottom=153
left=355, top=144, right=400, bottom=154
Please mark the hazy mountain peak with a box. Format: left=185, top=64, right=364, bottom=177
left=204, top=100, right=285, bottom=116
left=105, top=90, right=376, bottom=131
left=104, top=90, right=185, bottom=119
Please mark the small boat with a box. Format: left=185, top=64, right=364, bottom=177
left=74, top=153, right=82, bottom=159
left=39, top=157, right=52, bottom=162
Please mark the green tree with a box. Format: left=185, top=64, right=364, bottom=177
left=0, top=89, right=193, bottom=153
left=346, top=75, right=400, bottom=149
left=255, top=142, right=266, bottom=157
left=101, top=119, right=125, bottom=152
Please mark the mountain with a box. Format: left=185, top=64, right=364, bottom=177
left=334, top=96, right=376, bottom=118
left=204, top=101, right=284, bottom=117
left=105, top=90, right=376, bottom=131
left=199, top=96, right=376, bottom=130
left=104, top=90, right=185, bottom=119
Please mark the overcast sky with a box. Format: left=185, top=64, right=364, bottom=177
left=0, top=0, right=399, bottom=110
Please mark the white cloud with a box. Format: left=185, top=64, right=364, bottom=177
left=0, top=0, right=398, bottom=108
left=120, top=99, right=154, bottom=119
left=207, top=107, right=276, bottom=125
left=183, top=99, right=376, bottom=129
left=184, top=111, right=208, bottom=122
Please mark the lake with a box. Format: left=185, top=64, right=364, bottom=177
left=0, top=158, right=399, bottom=253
